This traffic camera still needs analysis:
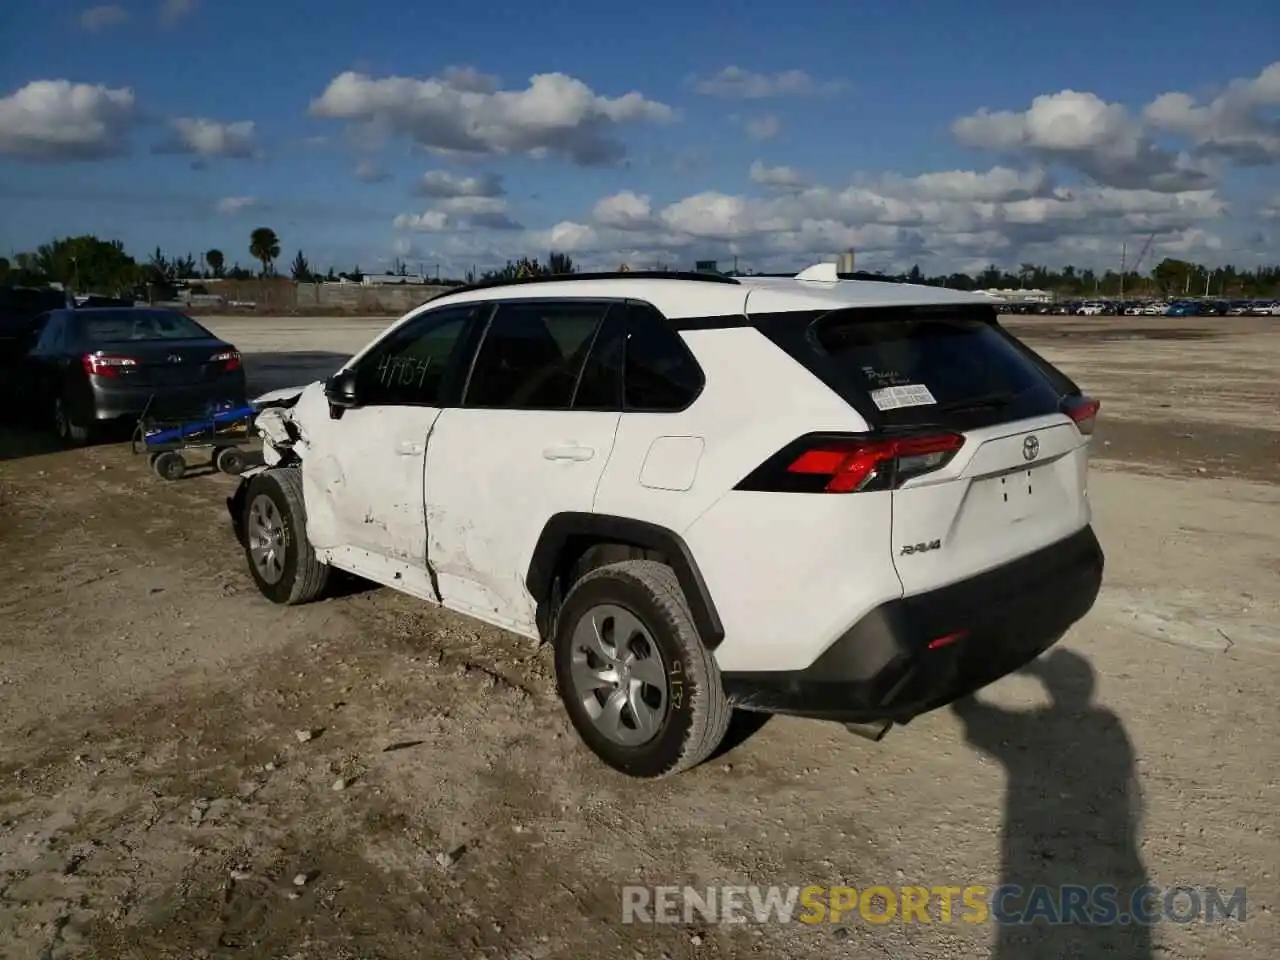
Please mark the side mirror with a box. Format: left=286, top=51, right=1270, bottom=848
left=324, top=369, right=361, bottom=410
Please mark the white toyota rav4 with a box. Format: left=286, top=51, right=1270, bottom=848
left=229, top=264, right=1104, bottom=778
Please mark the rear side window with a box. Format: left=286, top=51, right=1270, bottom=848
left=623, top=303, right=703, bottom=412
left=464, top=300, right=610, bottom=409
left=809, top=307, right=1063, bottom=424
left=33, top=313, right=64, bottom=352
left=572, top=308, right=624, bottom=410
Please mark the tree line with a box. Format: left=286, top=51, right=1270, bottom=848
left=1, top=231, right=1277, bottom=299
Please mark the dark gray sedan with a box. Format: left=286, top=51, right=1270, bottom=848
left=20, top=307, right=248, bottom=444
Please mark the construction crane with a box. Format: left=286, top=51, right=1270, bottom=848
left=1119, top=232, right=1157, bottom=302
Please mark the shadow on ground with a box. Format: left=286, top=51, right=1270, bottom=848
left=951, top=648, right=1152, bottom=959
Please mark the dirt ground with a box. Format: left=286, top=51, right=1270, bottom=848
left=0, top=315, right=1276, bottom=960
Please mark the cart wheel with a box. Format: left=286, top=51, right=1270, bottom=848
left=216, top=446, right=246, bottom=475
left=152, top=451, right=186, bottom=481
left=147, top=451, right=162, bottom=470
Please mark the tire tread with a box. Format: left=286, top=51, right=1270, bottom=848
left=247, top=467, right=329, bottom=604
left=568, top=559, right=730, bottom=776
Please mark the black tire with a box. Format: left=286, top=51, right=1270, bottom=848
left=152, top=451, right=186, bottom=481
left=53, top=394, right=91, bottom=446
left=553, top=559, right=730, bottom=778
left=215, top=446, right=246, bottom=475
left=241, top=467, right=330, bottom=605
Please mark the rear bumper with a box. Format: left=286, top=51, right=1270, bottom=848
left=90, top=374, right=247, bottom=420
left=720, top=525, right=1104, bottom=723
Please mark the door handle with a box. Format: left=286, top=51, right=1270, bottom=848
left=542, top=444, right=594, bottom=462
left=397, top=440, right=425, bottom=456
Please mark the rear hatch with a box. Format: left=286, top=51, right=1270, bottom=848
left=756, top=303, right=1098, bottom=596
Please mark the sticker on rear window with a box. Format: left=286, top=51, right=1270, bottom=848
left=868, top=383, right=936, bottom=410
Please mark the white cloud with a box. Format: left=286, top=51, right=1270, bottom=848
left=894, top=166, right=1053, bottom=203
left=592, top=190, right=654, bottom=230
left=155, top=117, right=259, bottom=159
left=744, top=115, right=781, bottom=140
left=692, top=67, right=848, bottom=99
left=952, top=90, right=1212, bottom=192
left=400, top=160, right=1240, bottom=277
left=393, top=210, right=450, bottom=232
left=749, top=160, right=807, bottom=191
left=310, top=69, right=674, bottom=166
left=216, top=196, right=257, bottom=214
left=394, top=194, right=521, bottom=232
left=0, top=79, right=136, bottom=160
left=79, top=5, right=128, bottom=30
left=159, top=0, right=197, bottom=25
left=1144, top=61, right=1280, bottom=165
left=355, top=159, right=389, bottom=183
left=413, top=169, right=504, bottom=198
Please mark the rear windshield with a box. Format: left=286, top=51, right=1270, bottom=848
left=72, top=310, right=213, bottom=343
left=807, top=307, right=1064, bottom=425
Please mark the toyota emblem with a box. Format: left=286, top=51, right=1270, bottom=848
left=1022, top=435, right=1040, bottom=461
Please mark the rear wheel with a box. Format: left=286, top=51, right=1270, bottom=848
left=152, top=451, right=186, bottom=481
left=242, top=467, right=329, bottom=605
left=52, top=395, right=90, bottom=446
left=553, top=560, right=730, bottom=777
left=215, top=446, right=246, bottom=475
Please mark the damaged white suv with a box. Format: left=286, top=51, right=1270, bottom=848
left=229, top=264, right=1104, bottom=777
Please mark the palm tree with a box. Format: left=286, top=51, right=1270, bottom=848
left=205, top=248, right=225, bottom=278
left=249, top=227, right=281, bottom=277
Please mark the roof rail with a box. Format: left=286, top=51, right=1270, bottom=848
left=430, top=269, right=741, bottom=300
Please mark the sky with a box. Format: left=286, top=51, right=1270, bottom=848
left=1, top=0, right=1278, bottom=278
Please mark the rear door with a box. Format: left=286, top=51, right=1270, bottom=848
left=423, top=298, right=622, bottom=634
left=805, top=306, right=1095, bottom=596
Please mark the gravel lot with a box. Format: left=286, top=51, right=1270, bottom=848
left=0, top=315, right=1276, bottom=959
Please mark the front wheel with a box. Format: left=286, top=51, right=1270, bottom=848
left=553, top=560, right=730, bottom=778
left=242, top=467, right=330, bottom=605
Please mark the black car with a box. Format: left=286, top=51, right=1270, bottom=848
left=19, top=306, right=247, bottom=444
left=0, top=287, right=69, bottom=386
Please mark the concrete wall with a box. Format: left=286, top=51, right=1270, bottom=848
left=186, top=279, right=454, bottom=315
left=293, top=282, right=453, bottom=314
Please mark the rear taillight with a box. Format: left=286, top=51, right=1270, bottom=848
left=82, top=353, right=138, bottom=377
left=211, top=350, right=242, bottom=372
left=736, top=432, right=965, bottom=494
left=1063, top=395, right=1100, bottom=435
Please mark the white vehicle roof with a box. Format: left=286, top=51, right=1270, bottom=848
left=426, top=263, right=999, bottom=321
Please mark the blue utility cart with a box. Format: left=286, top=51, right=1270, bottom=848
left=131, top=398, right=258, bottom=480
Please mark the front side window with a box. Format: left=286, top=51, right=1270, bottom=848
left=355, top=305, right=479, bottom=406
left=463, top=300, right=611, bottom=409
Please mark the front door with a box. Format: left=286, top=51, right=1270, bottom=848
left=424, top=298, right=624, bottom=634
left=299, top=304, right=482, bottom=567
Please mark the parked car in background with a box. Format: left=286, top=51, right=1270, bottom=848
left=0, top=288, right=69, bottom=396
left=16, top=306, right=247, bottom=444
